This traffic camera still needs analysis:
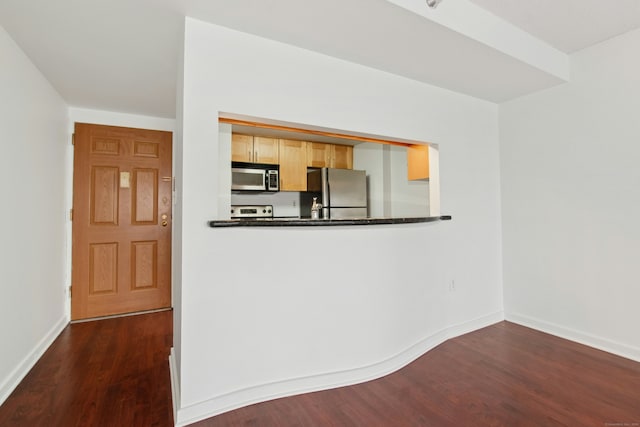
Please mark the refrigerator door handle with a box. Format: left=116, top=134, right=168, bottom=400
left=322, top=168, right=330, bottom=218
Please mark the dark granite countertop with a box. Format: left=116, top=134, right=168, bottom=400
left=208, top=215, right=452, bottom=227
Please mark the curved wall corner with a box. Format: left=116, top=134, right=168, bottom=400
left=174, top=311, right=503, bottom=426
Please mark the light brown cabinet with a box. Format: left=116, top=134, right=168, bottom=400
left=232, top=134, right=354, bottom=191
left=407, top=145, right=429, bottom=180
left=253, top=136, right=279, bottom=164
left=307, top=142, right=332, bottom=168
left=231, top=134, right=254, bottom=162
left=231, top=134, right=279, bottom=164
left=307, top=142, right=353, bottom=169
left=332, top=144, right=353, bottom=169
left=279, top=139, right=308, bottom=191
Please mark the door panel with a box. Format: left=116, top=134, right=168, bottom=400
left=132, top=168, right=158, bottom=224
left=91, top=166, right=119, bottom=225
left=72, top=123, right=172, bottom=320
left=131, top=240, right=157, bottom=289
left=91, top=137, right=120, bottom=155
left=89, top=242, right=118, bottom=294
left=134, top=140, right=160, bottom=158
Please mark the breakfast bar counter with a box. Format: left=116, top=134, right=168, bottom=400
left=208, top=215, right=452, bottom=227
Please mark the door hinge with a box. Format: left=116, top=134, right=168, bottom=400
left=68, top=286, right=72, bottom=298
left=72, top=133, right=75, bottom=145
left=69, top=208, right=73, bottom=221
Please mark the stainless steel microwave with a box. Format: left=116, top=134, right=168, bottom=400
left=231, top=162, right=279, bottom=192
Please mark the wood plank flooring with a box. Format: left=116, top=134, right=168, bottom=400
left=0, top=310, right=173, bottom=427
left=194, top=322, right=640, bottom=427
left=1, top=312, right=639, bottom=426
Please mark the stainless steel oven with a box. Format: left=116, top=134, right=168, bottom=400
left=230, top=205, right=274, bottom=219
left=231, top=162, right=279, bottom=192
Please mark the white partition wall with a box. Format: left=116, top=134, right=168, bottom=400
left=173, top=18, right=504, bottom=425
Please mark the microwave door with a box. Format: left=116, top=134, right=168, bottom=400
left=232, top=168, right=266, bottom=191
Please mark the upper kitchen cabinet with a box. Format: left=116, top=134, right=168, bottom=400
left=332, top=144, right=353, bottom=169
left=231, top=134, right=253, bottom=162
left=254, top=136, right=279, bottom=164
left=307, top=142, right=332, bottom=168
left=279, top=139, right=308, bottom=191
left=407, top=145, right=429, bottom=180
left=231, top=134, right=279, bottom=164
left=307, top=142, right=353, bottom=169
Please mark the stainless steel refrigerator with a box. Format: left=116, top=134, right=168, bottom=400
left=305, top=168, right=367, bottom=219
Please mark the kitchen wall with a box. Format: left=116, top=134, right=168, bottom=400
left=353, top=143, right=388, bottom=217
left=389, top=145, right=430, bottom=217
left=353, top=143, right=430, bottom=218
left=0, top=25, right=69, bottom=405
left=174, top=17, right=503, bottom=425
left=501, top=28, right=640, bottom=361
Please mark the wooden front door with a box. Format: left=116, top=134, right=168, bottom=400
left=71, top=123, right=172, bottom=320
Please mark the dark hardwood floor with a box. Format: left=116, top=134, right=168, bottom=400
left=0, top=310, right=173, bottom=427
left=1, top=312, right=639, bottom=427
left=194, top=322, right=640, bottom=427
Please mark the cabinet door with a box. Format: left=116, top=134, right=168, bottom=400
left=279, top=139, right=308, bottom=191
left=407, top=145, right=429, bottom=180
left=331, top=145, right=353, bottom=169
left=231, top=134, right=254, bottom=162
left=307, top=142, right=331, bottom=168
left=254, top=136, right=279, bottom=164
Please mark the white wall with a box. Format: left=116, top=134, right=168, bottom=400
left=0, top=26, right=69, bottom=404
left=353, top=143, right=387, bottom=217
left=353, top=143, right=430, bottom=218
left=171, top=27, right=185, bottom=411
left=175, top=18, right=503, bottom=425
left=500, top=28, right=640, bottom=361
left=68, top=107, right=175, bottom=132
left=389, top=145, right=430, bottom=217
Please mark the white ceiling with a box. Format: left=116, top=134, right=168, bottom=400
left=1, top=0, right=639, bottom=119
left=468, top=0, right=640, bottom=53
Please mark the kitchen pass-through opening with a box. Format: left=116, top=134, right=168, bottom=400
left=217, top=113, right=440, bottom=220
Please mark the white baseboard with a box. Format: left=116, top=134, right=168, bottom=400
left=0, top=315, right=69, bottom=405
left=169, top=348, right=180, bottom=425
left=173, top=310, right=504, bottom=427
left=505, top=312, right=640, bottom=363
